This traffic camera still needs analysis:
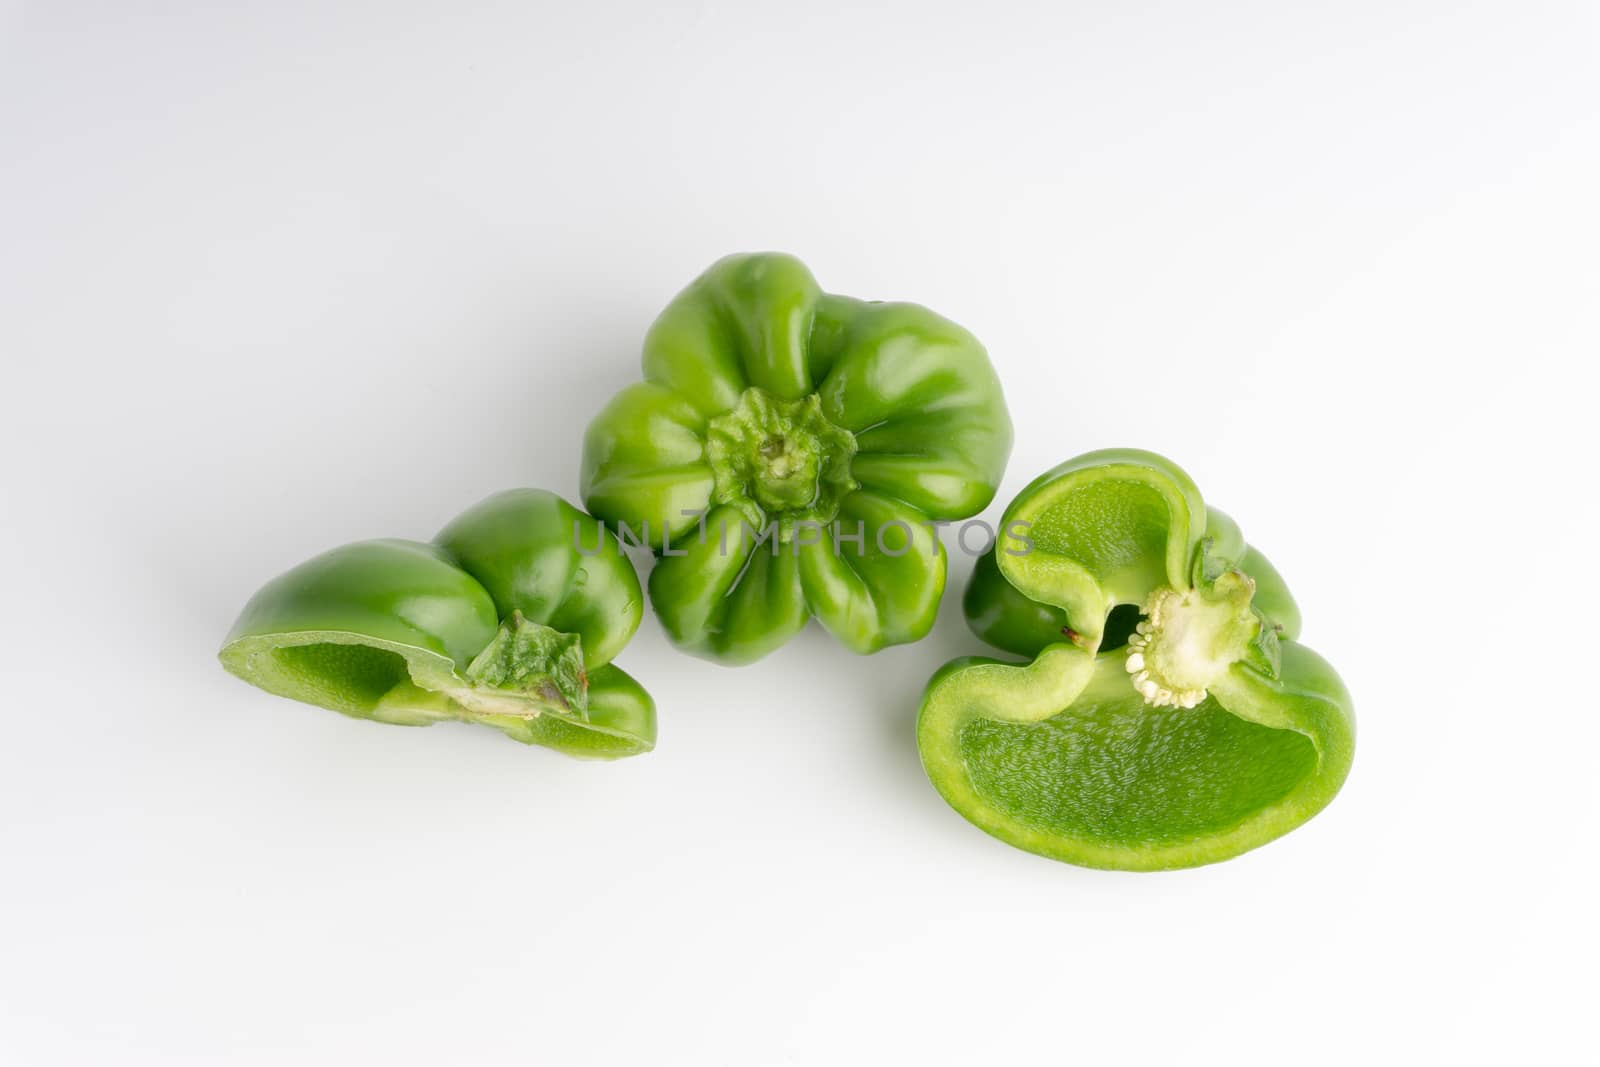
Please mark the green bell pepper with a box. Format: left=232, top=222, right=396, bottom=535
left=580, top=252, right=1013, bottom=663
left=918, top=449, right=1354, bottom=870
left=219, top=489, right=654, bottom=758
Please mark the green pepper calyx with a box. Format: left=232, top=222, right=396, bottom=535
left=451, top=612, right=589, bottom=720
left=706, top=387, right=858, bottom=540
left=1124, top=570, right=1259, bottom=708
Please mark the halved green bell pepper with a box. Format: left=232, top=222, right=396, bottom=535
left=580, top=252, right=1013, bottom=663
left=919, top=450, right=1354, bottom=869
left=219, top=489, right=654, bottom=758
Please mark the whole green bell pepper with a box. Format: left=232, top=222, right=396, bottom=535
left=918, top=449, right=1354, bottom=870
left=580, top=253, right=1013, bottom=663
left=219, top=489, right=654, bottom=758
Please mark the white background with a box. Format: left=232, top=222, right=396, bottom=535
left=3, top=2, right=1597, bottom=1063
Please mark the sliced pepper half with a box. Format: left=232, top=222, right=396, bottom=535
left=219, top=490, right=654, bottom=758
left=919, top=449, right=1354, bottom=870
left=581, top=252, right=1013, bottom=663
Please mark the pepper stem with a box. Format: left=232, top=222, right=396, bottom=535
left=1123, top=571, right=1259, bottom=708
left=705, top=387, right=858, bottom=540
left=450, top=612, right=589, bottom=720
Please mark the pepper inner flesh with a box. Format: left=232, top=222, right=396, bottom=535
left=271, top=641, right=411, bottom=710
left=269, top=615, right=589, bottom=726
left=958, top=681, right=1317, bottom=845
left=1024, top=479, right=1172, bottom=604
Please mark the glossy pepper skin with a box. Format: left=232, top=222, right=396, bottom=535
left=219, top=490, right=654, bottom=758
left=581, top=252, right=1013, bottom=664
left=918, top=450, right=1354, bottom=870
